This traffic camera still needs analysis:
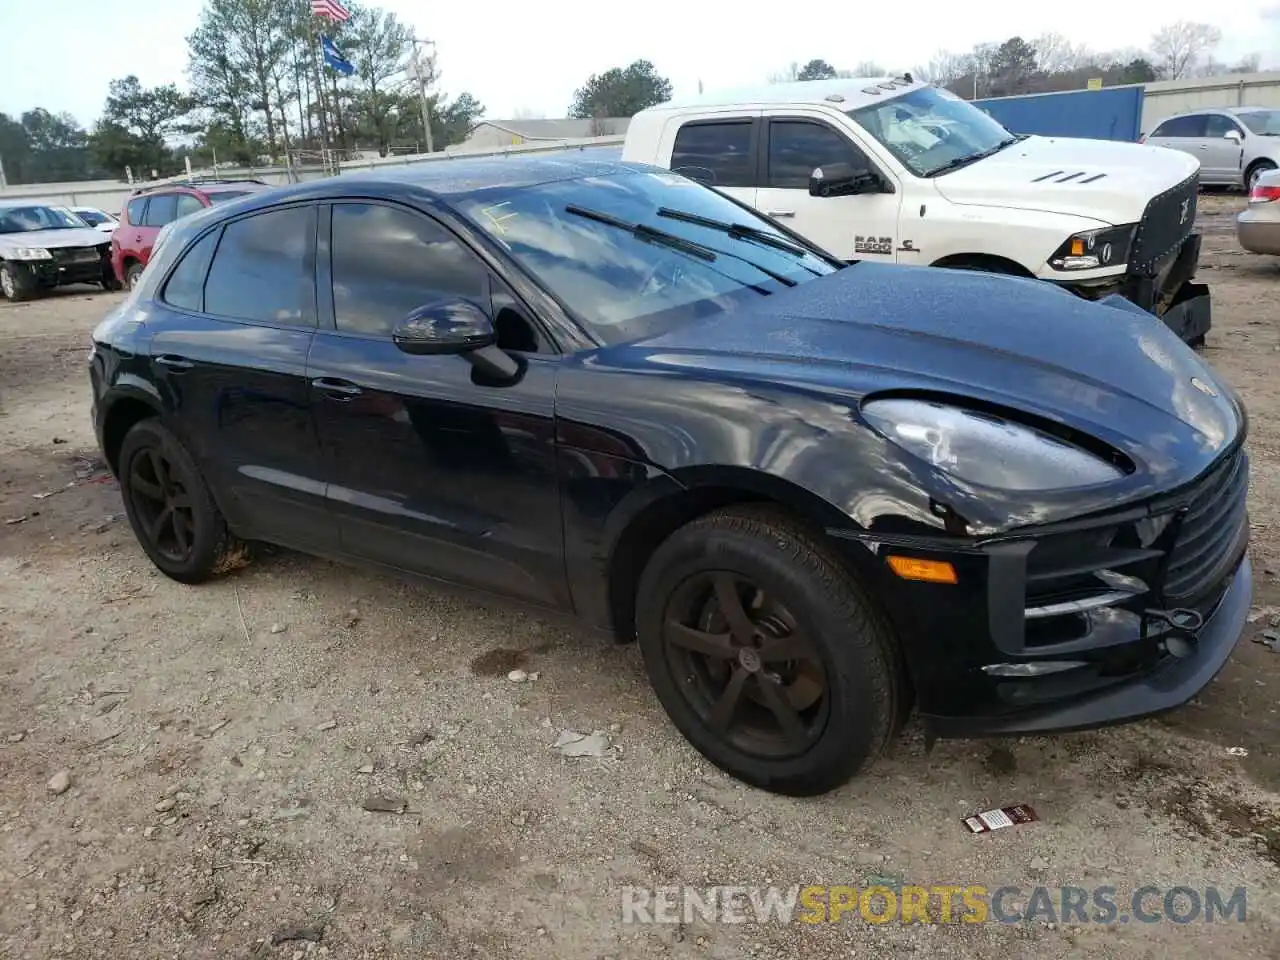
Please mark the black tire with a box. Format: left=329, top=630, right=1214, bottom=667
left=124, top=262, right=144, bottom=291
left=0, top=261, right=38, bottom=302
left=101, top=267, right=123, bottom=292
left=635, top=505, right=900, bottom=796
left=1247, top=161, right=1275, bottom=194
left=117, top=418, right=242, bottom=584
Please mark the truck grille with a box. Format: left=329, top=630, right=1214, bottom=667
left=1163, top=448, right=1249, bottom=602
left=1129, top=173, right=1198, bottom=277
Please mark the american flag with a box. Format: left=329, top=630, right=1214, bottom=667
left=310, top=0, right=351, bottom=21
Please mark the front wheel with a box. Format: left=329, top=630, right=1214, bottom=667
left=635, top=506, right=901, bottom=796
left=1247, top=161, right=1276, bottom=194
left=0, top=261, right=38, bottom=302
left=117, top=419, right=242, bottom=584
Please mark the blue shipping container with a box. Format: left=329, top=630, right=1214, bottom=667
left=972, top=87, right=1144, bottom=142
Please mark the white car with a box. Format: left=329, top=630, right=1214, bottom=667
left=71, top=207, right=119, bottom=234
left=622, top=76, right=1210, bottom=344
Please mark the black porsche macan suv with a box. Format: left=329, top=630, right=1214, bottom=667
left=88, top=157, right=1251, bottom=795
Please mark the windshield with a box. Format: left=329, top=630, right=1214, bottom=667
left=455, top=170, right=837, bottom=345
left=1237, top=110, right=1280, bottom=136
left=74, top=209, right=112, bottom=226
left=848, top=86, right=1016, bottom=178
left=0, top=205, right=91, bottom=234
left=206, top=191, right=252, bottom=205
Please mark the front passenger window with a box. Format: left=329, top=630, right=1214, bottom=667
left=768, top=121, right=868, bottom=189
left=331, top=202, right=539, bottom=351
left=1204, top=115, right=1241, bottom=138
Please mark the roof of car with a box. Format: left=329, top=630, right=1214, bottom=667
left=1164, top=105, right=1276, bottom=118
left=638, top=77, right=926, bottom=114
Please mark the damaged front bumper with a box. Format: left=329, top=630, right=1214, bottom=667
left=829, top=445, right=1251, bottom=740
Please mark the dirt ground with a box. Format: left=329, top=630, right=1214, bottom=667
left=1, top=194, right=1278, bottom=959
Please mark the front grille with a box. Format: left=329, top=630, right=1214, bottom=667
left=1163, top=449, right=1250, bottom=601
left=52, top=247, right=103, bottom=265
left=1129, top=173, right=1198, bottom=276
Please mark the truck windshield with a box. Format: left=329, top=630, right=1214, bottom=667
left=455, top=169, right=838, bottom=345
left=848, top=86, right=1017, bottom=178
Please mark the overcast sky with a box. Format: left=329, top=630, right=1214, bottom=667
left=3, top=0, right=1280, bottom=126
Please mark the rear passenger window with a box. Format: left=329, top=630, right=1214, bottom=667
left=175, top=194, right=204, bottom=218
left=143, top=194, right=178, bottom=226
left=767, top=120, right=867, bottom=189
left=1152, top=115, right=1206, bottom=138
left=671, top=121, right=754, bottom=187
left=126, top=197, right=147, bottom=224
left=331, top=203, right=490, bottom=338
left=162, top=230, right=220, bottom=313
left=204, top=206, right=316, bottom=326
left=1204, top=115, right=1242, bottom=138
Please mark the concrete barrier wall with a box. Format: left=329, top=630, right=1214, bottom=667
left=0, top=136, right=627, bottom=215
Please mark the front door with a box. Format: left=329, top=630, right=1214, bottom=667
left=1202, top=114, right=1246, bottom=185
left=307, top=200, right=568, bottom=608
left=754, top=116, right=903, bottom=262
left=146, top=203, right=336, bottom=553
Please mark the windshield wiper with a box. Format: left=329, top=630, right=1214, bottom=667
left=923, top=136, right=1020, bottom=178
left=565, top=205, right=718, bottom=261
left=656, top=207, right=822, bottom=274
left=566, top=204, right=798, bottom=288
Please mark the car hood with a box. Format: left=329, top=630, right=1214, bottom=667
left=627, top=263, right=1241, bottom=514
left=0, top=228, right=106, bottom=250
left=932, top=136, right=1200, bottom=224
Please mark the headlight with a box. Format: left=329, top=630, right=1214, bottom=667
left=862, top=398, right=1125, bottom=491
left=5, top=246, right=52, bottom=261
left=1048, top=224, right=1135, bottom=271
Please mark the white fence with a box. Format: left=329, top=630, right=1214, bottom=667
left=0, top=136, right=626, bottom=215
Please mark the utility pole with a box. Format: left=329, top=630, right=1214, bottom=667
left=410, top=37, right=436, bottom=153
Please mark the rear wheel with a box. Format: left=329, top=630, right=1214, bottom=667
left=0, top=261, right=38, bottom=302
left=118, top=419, right=242, bottom=584
left=124, top=262, right=144, bottom=291
left=635, top=506, right=901, bottom=796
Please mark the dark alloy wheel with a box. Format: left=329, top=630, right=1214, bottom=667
left=660, top=571, right=830, bottom=758
left=636, top=506, right=902, bottom=796
left=117, top=418, right=242, bottom=583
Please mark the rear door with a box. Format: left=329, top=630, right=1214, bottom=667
left=665, top=116, right=761, bottom=210
left=145, top=202, right=335, bottom=553
left=137, top=192, right=180, bottom=265
left=754, top=115, right=903, bottom=262
left=114, top=195, right=151, bottom=275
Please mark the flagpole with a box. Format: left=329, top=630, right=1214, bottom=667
left=312, top=17, right=333, bottom=171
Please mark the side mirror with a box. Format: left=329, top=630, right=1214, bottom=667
left=392, top=298, right=520, bottom=381
left=1224, top=129, right=1243, bottom=144
left=808, top=162, right=886, bottom=198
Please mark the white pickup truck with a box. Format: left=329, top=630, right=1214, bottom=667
left=621, top=76, right=1211, bottom=344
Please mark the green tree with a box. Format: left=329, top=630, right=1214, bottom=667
left=88, top=76, right=191, bottom=178
left=19, top=109, right=92, bottom=182
left=0, top=112, right=31, bottom=183
left=569, top=60, right=672, bottom=118
left=344, top=5, right=414, bottom=154
left=987, top=36, right=1038, bottom=95
left=796, top=59, right=838, bottom=81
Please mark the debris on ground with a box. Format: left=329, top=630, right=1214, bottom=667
left=962, top=803, right=1038, bottom=834
left=1256, top=630, right=1280, bottom=653
left=507, top=669, right=529, bottom=682
left=272, top=925, right=325, bottom=945
left=552, top=729, right=614, bottom=759
left=362, top=796, right=407, bottom=814
left=47, top=770, right=71, bottom=795
left=270, top=623, right=288, bottom=634
left=316, top=719, right=338, bottom=731
left=196, top=718, right=231, bottom=738
left=1227, top=746, right=1250, bottom=758
left=1247, top=605, right=1280, bottom=624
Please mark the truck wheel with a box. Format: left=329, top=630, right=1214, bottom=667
left=124, top=262, right=144, bottom=291
left=1247, top=161, right=1276, bottom=194
left=0, top=261, right=38, bottom=302
left=634, top=505, right=901, bottom=796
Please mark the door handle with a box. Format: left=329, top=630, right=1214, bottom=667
left=766, top=210, right=796, bottom=218
left=155, top=355, right=194, bottom=371
left=1197, top=145, right=1209, bottom=150
left=312, top=377, right=362, bottom=399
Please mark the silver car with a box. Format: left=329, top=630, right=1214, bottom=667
left=1237, top=166, right=1280, bottom=256
left=1144, top=106, right=1280, bottom=192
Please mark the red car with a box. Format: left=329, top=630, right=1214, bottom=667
left=110, top=179, right=270, bottom=289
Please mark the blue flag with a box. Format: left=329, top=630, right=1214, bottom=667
left=321, top=35, right=355, bottom=76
